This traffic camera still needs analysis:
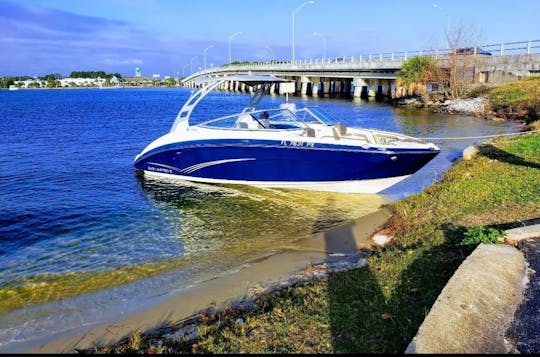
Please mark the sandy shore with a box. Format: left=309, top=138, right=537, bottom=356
left=5, top=207, right=392, bottom=353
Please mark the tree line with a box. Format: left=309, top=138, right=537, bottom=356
left=68, top=71, right=123, bottom=79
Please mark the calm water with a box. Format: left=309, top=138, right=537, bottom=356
left=0, top=88, right=522, bottom=348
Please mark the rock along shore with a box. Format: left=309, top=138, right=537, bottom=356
left=393, top=95, right=506, bottom=121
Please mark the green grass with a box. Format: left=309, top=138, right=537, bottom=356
left=487, top=76, right=540, bottom=123
left=82, top=130, right=540, bottom=354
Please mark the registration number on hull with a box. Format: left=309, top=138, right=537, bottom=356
left=280, top=140, right=315, bottom=148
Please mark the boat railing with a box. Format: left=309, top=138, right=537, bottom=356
left=367, top=128, right=426, bottom=145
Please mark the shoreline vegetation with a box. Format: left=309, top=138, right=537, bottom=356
left=77, top=77, right=539, bottom=354
left=394, top=76, right=540, bottom=123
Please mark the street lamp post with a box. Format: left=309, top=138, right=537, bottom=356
left=313, top=32, right=326, bottom=62
left=228, top=32, right=242, bottom=64
left=291, top=1, right=314, bottom=64
left=190, top=55, right=198, bottom=74
left=203, top=45, right=214, bottom=70
left=182, top=64, right=189, bottom=77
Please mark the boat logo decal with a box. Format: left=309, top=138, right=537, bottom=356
left=181, top=158, right=256, bottom=174
left=147, top=162, right=183, bottom=174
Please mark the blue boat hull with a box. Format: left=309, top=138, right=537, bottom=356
left=134, top=139, right=439, bottom=185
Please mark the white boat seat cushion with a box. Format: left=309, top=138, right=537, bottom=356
left=235, top=122, right=248, bottom=129
left=235, top=114, right=262, bottom=129
left=335, top=123, right=347, bottom=135
left=304, top=127, right=316, bottom=137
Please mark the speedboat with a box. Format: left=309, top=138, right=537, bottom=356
left=134, top=74, right=440, bottom=193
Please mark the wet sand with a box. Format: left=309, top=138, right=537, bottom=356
left=7, top=207, right=392, bottom=353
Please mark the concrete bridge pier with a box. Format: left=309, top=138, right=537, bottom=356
left=339, top=80, right=345, bottom=96
left=343, top=80, right=352, bottom=97
left=353, top=78, right=367, bottom=98
left=327, top=81, right=334, bottom=96
left=334, top=81, right=342, bottom=96
left=385, top=80, right=394, bottom=97
left=368, top=79, right=378, bottom=97
left=311, top=77, right=320, bottom=96
left=322, top=80, right=330, bottom=96
left=294, top=79, right=302, bottom=95
left=300, top=76, right=310, bottom=96
left=312, top=82, right=319, bottom=96
left=376, top=82, right=384, bottom=98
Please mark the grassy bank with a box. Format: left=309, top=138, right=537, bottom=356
left=485, top=76, right=540, bottom=122
left=83, top=125, right=540, bottom=354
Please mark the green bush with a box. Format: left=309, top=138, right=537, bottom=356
left=397, top=56, right=439, bottom=86
left=460, top=226, right=506, bottom=246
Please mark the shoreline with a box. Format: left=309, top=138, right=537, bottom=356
left=392, top=91, right=536, bottom=124
left=4, top=208, right=392, bottom=353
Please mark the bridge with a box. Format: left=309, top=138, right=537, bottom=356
left=181, top=40, right=540, bottom=98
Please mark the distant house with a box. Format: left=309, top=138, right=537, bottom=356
left=110, top=76, right=120, bottom=85
left=13, top=75, right=153, bottom=88
left=59, top=77, right=102, bottom=87
left=122, top=76, right=154, bottom=87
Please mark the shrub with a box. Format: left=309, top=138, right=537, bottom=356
left=460, top=226, right=506, bottom=246
left=397, top=56, right=439, bottom=86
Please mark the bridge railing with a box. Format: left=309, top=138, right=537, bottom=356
left=186, top=40, right=540, bottom=80
left=237, top=40, right=539, bottom=66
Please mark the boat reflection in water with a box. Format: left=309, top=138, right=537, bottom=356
left=135, top=172, right=385, bottom=281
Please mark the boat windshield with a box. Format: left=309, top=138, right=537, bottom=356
left=302, top=107, right=339, bottom=126
left=197, top=105, right=340, bottom=131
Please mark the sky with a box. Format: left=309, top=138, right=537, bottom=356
left=1, top=0, right=538, bottom=77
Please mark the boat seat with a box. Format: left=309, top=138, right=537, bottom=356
left=303, top=127, right=316, bottom=137
left=235, top=122, right=249, bottom=129
left=235, top=114, right=262, bottom=129
left=335, top=123, right=347, bottom=135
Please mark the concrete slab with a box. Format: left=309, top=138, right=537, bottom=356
left=405, top=243, right=528, bottom=354
left=505, top=224, right=540, bottom=243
